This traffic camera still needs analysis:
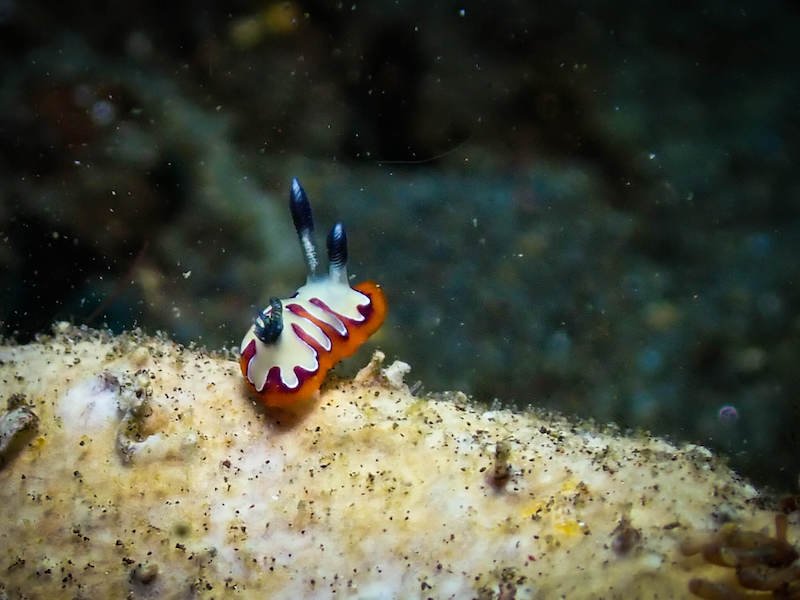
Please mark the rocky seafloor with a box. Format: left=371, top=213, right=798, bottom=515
left=1, top=325, right=797, bottom=598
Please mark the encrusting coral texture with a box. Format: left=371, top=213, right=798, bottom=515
left=0, top=325, right=796, bottom=598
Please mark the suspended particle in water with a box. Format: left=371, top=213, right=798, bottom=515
left=717, top=404, right=739, bottom=424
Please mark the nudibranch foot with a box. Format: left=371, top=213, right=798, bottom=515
left=240, top=179, right=387, bottom=408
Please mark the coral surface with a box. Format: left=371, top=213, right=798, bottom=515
left=0, top=326, right=795, bottom=598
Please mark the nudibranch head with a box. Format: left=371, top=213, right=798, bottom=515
left=240, top=178, right=387, bottom=407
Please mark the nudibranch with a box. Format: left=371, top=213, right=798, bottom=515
left=239, top=178, right=387, bottom=407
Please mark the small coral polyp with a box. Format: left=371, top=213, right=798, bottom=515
left=682, top=513, right=800, bottom=598
left=239, top=178, right=386, bottom=407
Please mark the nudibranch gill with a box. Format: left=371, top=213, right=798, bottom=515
left=240, top=178, right=387, bottom=407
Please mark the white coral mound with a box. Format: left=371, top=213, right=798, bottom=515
left=0, top=326, right=786, bottom=598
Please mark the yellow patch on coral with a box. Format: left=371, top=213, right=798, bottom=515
left=554, top=520, right=583, bottom=538
left=519, top=498, right=546, bottom=520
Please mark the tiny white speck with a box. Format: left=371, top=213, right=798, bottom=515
left=182, top=271, right=192, bottom=279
